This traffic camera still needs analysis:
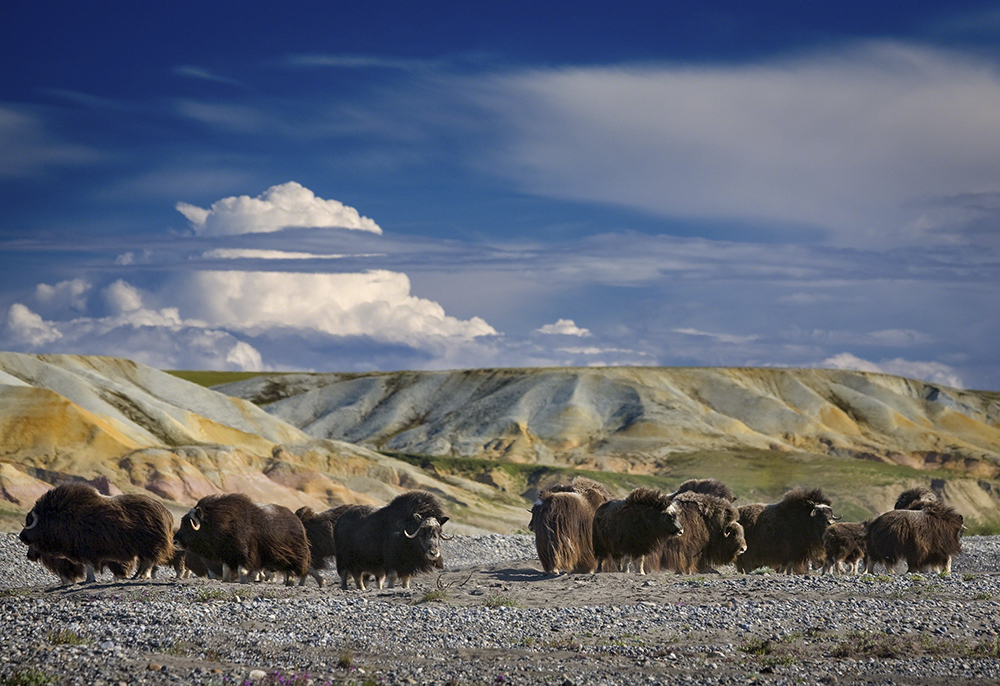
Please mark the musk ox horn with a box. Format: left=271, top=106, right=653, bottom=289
left=188, top=508, right=202, bottom=531
left=403, top=518, right=423, bottom=538
left=441, top=532, right=454, bottom=540
left=23, top=511, right=38, bottom=531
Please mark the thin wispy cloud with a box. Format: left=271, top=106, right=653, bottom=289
left=466, top=41, right=1000, bottom=248
left=174, top=65, right=245, bottom=88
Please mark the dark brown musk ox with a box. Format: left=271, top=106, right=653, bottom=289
left=27, top=545, right=135, bottom=586
left=669, top=478, right=737, bottom=503
left=820, top=521, right=869, bottom=575
left=334, top=491, right=449, bottom=590
left=19, top=483, right=174, bottom=583
left=295, top=504, right=351, bottom=587
left=173, top=493, right=309, bottom=585
left=645, top=491, right=746, bottom=574
left=736, top=488, right=839, bottom=574
left=529, top=477, right=612, bottom=575
left=895, top=486, right=940, bottom=511
left=864, top=501, right=963, bottom=575
left=170, top=548, right=224, bottom=580
left=592, top=487, right=683, bottom=575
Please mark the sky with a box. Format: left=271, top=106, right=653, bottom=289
left=2, top=2, right=999, bottom=390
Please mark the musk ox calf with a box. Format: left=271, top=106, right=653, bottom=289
left=19, top=483, right=174, bottom=584
left=335, top=491, right=449, bottom=590
left=529, top=477, right=612, bottom=575
left=592, top=488, right=683, bottom=575
left=295, top=504, right=351, bottom=587
left=170, top=548, right=224, bottom=580
left=27, top=545, right=135, bottom=586
left=865, top=501, right=963, bottom=575
left=895, top=487, right=939, bottom=511
left=669, top=478, right=736, bottom=503
left=736, top=488, right=839, bottom=575
left=646, top=491, right=746, bottom=574
left=820, top=521, right=868, bottom=575
left=173, top=493, right=309, bottom=585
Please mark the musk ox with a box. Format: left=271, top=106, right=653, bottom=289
left=592, top=488, right=683, bottom=575
left=173, top=493, right=310, bottom=585
left=736, top=488, right=839, bottom=574
left=820, top=521, right=868, bottom=575
left=669, top=478, right=737, bottom=503
left=334, top=491, right=449, bottom=590
left=529, top=477, right=612, bottom=575
left=295, top=504, right=351, bottom=587
left=646, top=491, right=746, bottom=574
left=19, top=483, right=174, bottom=583
left=170, top=548, right=224, bottom=579
left=865, top=501, right=963, bottom=575
left=27, top=545, right=135, bottom=586
left=895, top=487, right=939, bottom=511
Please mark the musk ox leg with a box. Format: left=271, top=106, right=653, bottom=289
left=339, top=572, right=350, bottom=590
left=301, top=568, right=325, bottom=587
left=133, top=560, right=154, bottom=579
left=83, top=562, right=98, bottom=584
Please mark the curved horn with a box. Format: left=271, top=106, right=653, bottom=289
left=188, top=508, right=201, bottom=531
left=23, top=511, right=37, bottom=531
left=403, top=516, right=423, bottom=538
left=441, top=532, right=454, bottom=540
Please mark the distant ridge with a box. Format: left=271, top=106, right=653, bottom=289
left=229, top=366, right=1000, bottom=472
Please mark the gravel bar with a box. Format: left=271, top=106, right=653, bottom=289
left=3, top=533, right=1000, bottom=685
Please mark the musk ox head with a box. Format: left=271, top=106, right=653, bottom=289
left=173, top=506, right=205, bottom=549
left=400, top=513, right=449, bottom=562
left=724, top=520, right=748, bottom=558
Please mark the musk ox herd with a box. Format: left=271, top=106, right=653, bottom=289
left=19, top=484, right=451, bottom=589
left=529, top=479, right=965, bottom=578
left=19, top=478, right=965, bottom=588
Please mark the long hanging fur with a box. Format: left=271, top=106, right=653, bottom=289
left=296, top=504, right=352, bottom=587
left=334, top=490, right=450, bottom=590
left=174, top=493, right=309, bottom=584
left=20, top=483, right=174, bottom=582
left=865, top=502, right=963, bottom=574
left=736, top=488, right=837, bottom=574
left=821, top=521, right=869, bottom=575
left=592, top=488, right=682, bottom=574
left=647, top=492, right=745, bottom=574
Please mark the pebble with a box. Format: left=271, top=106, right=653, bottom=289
left=2, top=533, right=1000, bottom=685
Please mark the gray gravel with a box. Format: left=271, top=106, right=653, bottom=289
left=3, top=533, right=1000, bottom=685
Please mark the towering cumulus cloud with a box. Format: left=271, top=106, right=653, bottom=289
left=176, top=181, right=382, bottom=236
left=171, top=270, right=496, bottom=343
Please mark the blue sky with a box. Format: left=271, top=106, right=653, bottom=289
left=2, top=2, right=1000, bottom=389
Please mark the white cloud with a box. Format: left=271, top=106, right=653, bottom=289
left=176, top=181, right=382, bottom=236
left=536, top=318, right=591, bottom=336
left=167, top=270, right=496, bottom=344
left=35, top=279, right=91, bottom=314
left=674, top=328, right=760, bottom=345
left=102, top=280, right=144, bottom=314
left=225, top=341, right=264, bottom=371
left=475, top=42, right=1000, bottom=247
left=822, top=352, right=964, bottom=388
left=201, top=248, right=354, bottom=260
left=5, top=304, right=62, bottom=346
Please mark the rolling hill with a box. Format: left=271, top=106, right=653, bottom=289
left=2, top=352, right=1000, bottom=532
